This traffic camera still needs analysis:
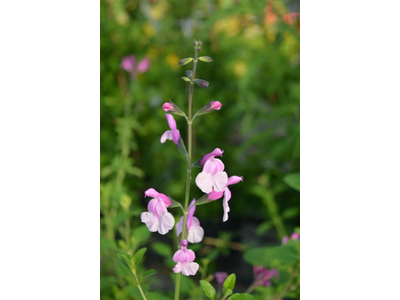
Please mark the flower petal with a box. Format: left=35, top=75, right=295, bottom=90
left=227, top=175, right=243, bottom=186
left=213, top=171, right=228, bottom=192
left=195, top=171, right=213, bottom=193
left=181, top=262, right=199, bottom=276
left=188, top=220, right=204, bottom=243
left=165, top=114, right=177, bottom=130
left=141, top=212, right=159, bottom=232
left=187, top=199, right=196, bottom=229
left=148, top=198, right=167, bottom=215
left=161, top=130, right=172, bottom=143
left=200, top=148, right=224, bottom=165
left=158, top=212, right=175, bottom=235
left=213, top=159, right=225, bottom=173
left=173, top=262, right=182, bottom=273
left=222, top=187, right=231, bottom=222
left=176, top=217, right=183, bottom=237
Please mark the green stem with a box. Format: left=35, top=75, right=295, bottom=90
left=132, top=269, right=147, bottom=300
left=174, top=50, right=198, bottom=300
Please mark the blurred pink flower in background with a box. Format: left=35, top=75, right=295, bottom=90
left=253, top=266, right=279, bottom=287
left=121, top=55, right=150, bottom=74
left=215, top=272, right=228, bottom=290
left=282, top=232, right=300, bottom=244
left=173, top=239, right=199, bottom=276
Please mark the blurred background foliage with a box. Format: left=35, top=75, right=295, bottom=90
left=100, top=0, right=299, bottom=299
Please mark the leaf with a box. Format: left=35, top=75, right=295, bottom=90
left=141, top=269, right=156, bottom=278
left=255, top=221, right=272, bottom=235
left=181, top=76, right=191, bottom=82
left=229, top=293, right=254, bottom=300
left=199, top=56, right=213, bottom=63
left=133, top=247, right=147, bottom=266
left=117, top=253, right=134, bottom=271
left=168, top=199, right=184, bottom=211
left=222, top=289, right=233, bottom=299
left=222, top=274, right=236, bottom=295
left=244, top=245, right=299, bottom=267
left=194, top=79, right=209, bottom=88
left=200, top=280, right=216, bottom=300
left=177, top=137, right=188, bottom=157
left=151, top=242, right=172, bottom=258
left=133, top=225, right=151, bottom=245
left=178, top=57, right=193, bottom=65
left=283, top=173, right=300, bottom=191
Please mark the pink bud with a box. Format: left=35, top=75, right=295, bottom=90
left=211, top=101, right=222, bottom=110
left=290, top=232, right=300, bottom=240
left=181, top=239, right=188, bottom=248
left=163, top=102, right=174, bottom=112
left=137, top=57, right=151, bottom=73
left=121, top=55, right=136, bottom=72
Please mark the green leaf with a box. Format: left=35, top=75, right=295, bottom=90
left=133, top=247, right=147, bottom=266
left=244, top=245, right=299, bottom=267
left=146, top=292, right=172, bottom=300
left=194, top=79, right=209, bottom=88
left=168, top=199, right=184, bottom=211
left=200, top=280, right=216, bottom=300
left=177, top=137, right=188, bottom=157
left=141, top=269, right=156, bottom=278
left=222, top=274, right=236, bottom=295
left=283, top=173, right=300, bottom=191
left=229, top=293, right=254, bottom=300
left=178, top=57, right=193, bottom=65
left=181, top=76, right=191, bottom=82
left=199, top=56, right=213, bottom=63
left=133, top=225, right=151, bottom=246
left=151, top=242, right=172, bottom=258
left=255, top=221, right=272, bottom=235
left=117, top=253, right=134, bottom=271
left=222, top=289, right=233, bottom=299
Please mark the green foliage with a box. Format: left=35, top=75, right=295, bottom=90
left=230, top=293, right=254, bottom=300
left=244, top=241, right=300, bottom=267
left=222, top=274, right=236, bottom=295
left=200, top=280, right=216, bottom=300
left=284, top=173, right=300, bottom=191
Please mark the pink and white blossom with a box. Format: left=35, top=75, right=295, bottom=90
left=160, top=114, right=180, bottom=145
left=173, top=239, right=199, bottom=276
left=195, top=149, right=228, bottom=194
left=176, top=199, right=204, bottom=243
left=137, top=57, right=151, bottom=73
left=208, top=175, right=243, bottom=222
left=282, top=232, right=300, bottom=245
left=140, top=188, right=174, bottom=235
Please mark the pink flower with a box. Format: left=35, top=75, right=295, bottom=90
left=137, top=57, right=151, bottom=73
left=215, top=272, right=228, bottom=290
left=210, top=101, right=222, bottom=110
left=253, top=266, right=279, bottom=287
left=173, top=239, right=199, bottom=276
left=140, top=188, right=175, bottom=235
left=160, top=114, right=180, bottom=145
left=195, top=155, right=228, bottom=194
left=208, top=175, right=243, bottom=222
left=176, top=199, right=204, bottom=243
left=282, top=232, right=300, bottom=244
left=162, top=102, right=174, bottom=112
left=121, top=55, right=136, bottom=72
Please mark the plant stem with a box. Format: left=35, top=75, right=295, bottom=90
left=132, top=269, right=147, bottom=300
left=174, top=50, right=198, bottom=300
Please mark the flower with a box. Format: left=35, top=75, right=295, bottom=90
left=121, top=55, right=151, bottom=74
left=208, top=175, right=243, bottom=222
left=215, top=272, right=228, bottom=290
left=282, top=232, right=300, bottom=245
left=195, top=155, right=228, bottom=194
left=137, top=57, right=151, bottom=73
left=176, top=199, right=204, bottom=243
left=160, top=114, right=180, bottom=145
left=121, top=55, right=136, bottom=72
left=173, top=239, right=199, bottom=276
left=193, top=100, right=222, bottom=118
left=140, top=188, right=175, bottom=235
left=253, top=266, right=279, bottom=287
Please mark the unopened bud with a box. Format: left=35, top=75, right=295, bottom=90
left=194, top=79, right=209, bottom=88
left=162, top=100, right=186, bottom=117
left=193, top=100, right=222, bottom=118
left=181, top=239, right=188, bottom=248
left=199, top=56, right=213, bottom=63
left=178, top=57, right=193, bottom=66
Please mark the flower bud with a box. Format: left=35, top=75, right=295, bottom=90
left=193, top=100, right=222, bottom=118
left=181, top=239, right=188, bottom=248
left=162, top=102, right=174, bottom=112
left=210, top=101, right=222, bottom=110
left=161, top=101, right=186, bottom=117
left=194, top=79, right=209, bottom=88
left=199, top=56, right=213, bottom=63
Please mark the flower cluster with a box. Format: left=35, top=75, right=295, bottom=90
left=139, top=40, right=242, bottom=279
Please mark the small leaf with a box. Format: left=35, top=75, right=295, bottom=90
left=168, top=199, right=184, bottom=211
left=222, top=274, right=236, bottom=295
left=200, top=280, right=216, bottom=300
left=141, top=269, right=156, bottom=278
left=222, top=289, right=233, bottom=299
left=194, top=79, right=209, bottom=88
left=181, top=77, right=191, bottom=82
left=177, top=137, right=188, bottom=157
left=229, top=293, right=254, bottom=300
left=195, top=194, right=215, bottom=206
left=133, top=247, right=147, bottom=266
left=178, top=58, right=193, bottom=65
left=199, top=56, right=213, bottom=63
left=186, top=70, right=193, bottom=78
left=283, top=173, right=300, bottom=191
left=244, top=246, right=299, bottom=267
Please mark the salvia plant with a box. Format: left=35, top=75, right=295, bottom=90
left=118, top=40, right=254, bottom=300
